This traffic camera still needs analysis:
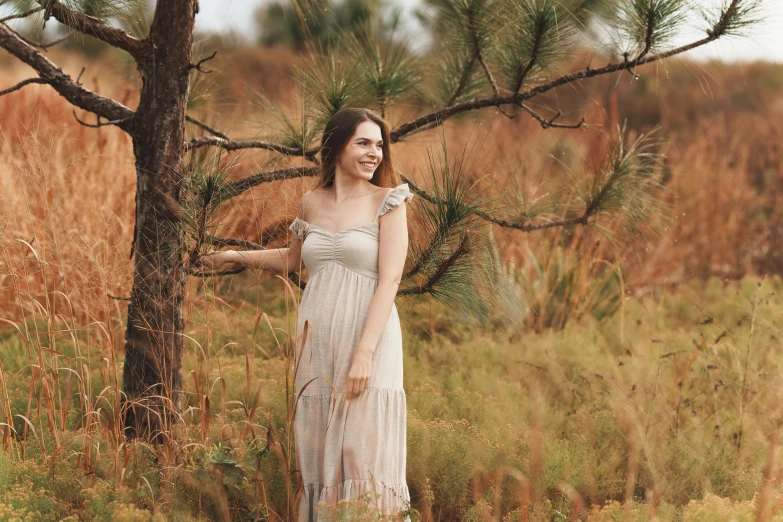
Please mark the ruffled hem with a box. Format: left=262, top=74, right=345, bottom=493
left=300, top=479, right=411, bottom=522
left=295, top=387, right=406, bottom=400
left=375, top=184, right=414, bottom=221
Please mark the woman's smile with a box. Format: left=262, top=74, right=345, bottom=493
left=359, top=160, right=377, bottom=172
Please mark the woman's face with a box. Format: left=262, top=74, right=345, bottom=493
left=336, top=120, right=383, bottom=182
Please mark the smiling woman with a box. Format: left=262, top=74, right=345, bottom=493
left=197, top=108, right=414, bottom=520
left=288, top=109, right=413, bottom=520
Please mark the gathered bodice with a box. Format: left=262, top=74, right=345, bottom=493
left=288, top=183, right=414, bottom=281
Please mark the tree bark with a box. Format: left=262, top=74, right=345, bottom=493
left=121, top=1, right=197, bottom=442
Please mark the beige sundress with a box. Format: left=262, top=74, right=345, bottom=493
left=288, top=183, right=414, bottom=521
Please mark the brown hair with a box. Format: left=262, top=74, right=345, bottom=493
left=317, top=108, right=398, bottom=189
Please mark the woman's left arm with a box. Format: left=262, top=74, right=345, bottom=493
left=345, top=199, right=409, bottom=399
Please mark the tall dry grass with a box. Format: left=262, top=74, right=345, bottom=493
left=0, top=85, right=134, bottom=345
left=2, top=48, right=782, bottom=323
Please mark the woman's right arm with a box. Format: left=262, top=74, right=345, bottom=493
left=206, top=242, right=302, bottom=274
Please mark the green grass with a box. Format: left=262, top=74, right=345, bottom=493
left=0, top=275, right=782, bottom=520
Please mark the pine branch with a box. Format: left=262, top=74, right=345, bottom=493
left=507, top=0, right=554, bottom=94
left=226, top=166, right=319, bottom=199
left=466, top=7, right=497, bottom=96
left=390, top=31, right=721, bottom=142
left=404, top=125, right=665, bottom=237
left=512, top=34, right=541, bottom=94
left=185, top=22, right=730, bottom=159
left=398, top=232, right=471, bottom=296
left=707, top=0, right=760, bottom=38
left=44, top=1, right=151, bottom=59
left=184, top=135, right=319, bottom=161
left=641, top=6, right=656, bottom=59
left=446, top=53, right=478, bottom=106
left=466, top=5, right=515, bottom=119
left=0, top=23, right=134, bottom=128
left=402, top=175, right=591, bottom=232
left=0, top=19, right=70, bottom=50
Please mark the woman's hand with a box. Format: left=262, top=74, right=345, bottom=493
left=196, top=251, right=231, bottom=271
left=346, top=349, right=373, bottom=400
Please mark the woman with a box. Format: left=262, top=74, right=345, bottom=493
left=199, top=108, right=413, bottom=520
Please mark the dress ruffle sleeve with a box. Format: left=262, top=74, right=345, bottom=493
left=289, top=217, right=307, bottom=239
left=376, top=183, right=414, bottom=220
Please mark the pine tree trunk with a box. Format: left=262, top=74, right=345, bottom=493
left=121, top=1, right=197, bottom=442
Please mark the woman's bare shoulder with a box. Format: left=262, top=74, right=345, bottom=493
left=297, top=190, right=319, bottom=220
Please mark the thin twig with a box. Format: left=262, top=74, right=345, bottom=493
left=466, top=9, right=514, bottom=119
left=184, top=136, right=319, bottom=162
left=187, top=264, right=307, bottom=291
left=188, top=50, right=217, bottom=73
left=401, top=175, right=593, bottom=232
left=187, top=266, right=246, bottom=277
left=35, top=33, right=70, bottom=51
left=185, top=114, right=229, bottom=140
left=0, top=77, right=49, bottom=97
left=0, top=7, right=42, bottom=23
left=72, top=110, right=132, bottom=128
left=516, top=103, right=585, bottom=129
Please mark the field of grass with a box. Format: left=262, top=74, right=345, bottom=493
left=0, top=272, right=782, bottom=520
left=2, top=44, right=783, bottom=520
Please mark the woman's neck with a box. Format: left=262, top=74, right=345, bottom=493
left=330, top=175, right=373, bottom=204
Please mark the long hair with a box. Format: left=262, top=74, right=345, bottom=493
left=317, top=108, right=398, bottom=189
